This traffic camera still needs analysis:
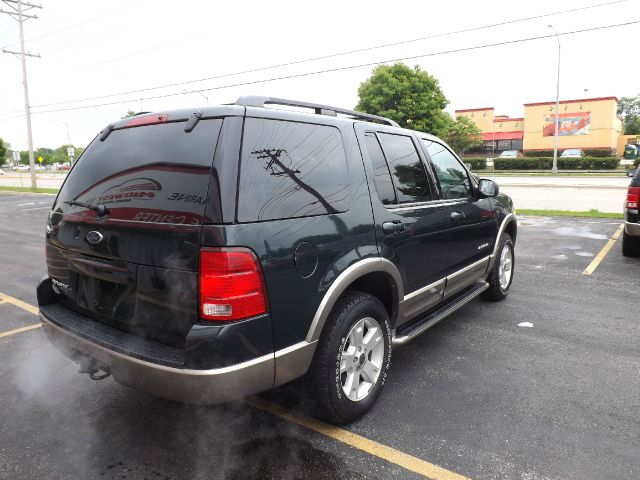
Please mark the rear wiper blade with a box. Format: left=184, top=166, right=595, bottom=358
left=65, top=200, right=110, bottom=217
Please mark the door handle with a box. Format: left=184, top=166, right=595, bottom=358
left=382, top=221, right=405, bottom=235
left=450, top=211, right=466, bottom=221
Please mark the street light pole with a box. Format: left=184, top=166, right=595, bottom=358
left=549, top=25, right=561, bottom=175
left=49, top=119, right=73, bottom=164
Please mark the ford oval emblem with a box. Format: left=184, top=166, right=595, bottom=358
left=86, top=231, right=104, bottom=245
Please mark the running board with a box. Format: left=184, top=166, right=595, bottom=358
left=392, top=281, right=489, bottom=346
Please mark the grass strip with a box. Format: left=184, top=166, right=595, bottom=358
left=517, top=208, right=623, bottom=219
left=0, top=186, right=59, bottom=194
left=474, top=171, right=628, bottom=177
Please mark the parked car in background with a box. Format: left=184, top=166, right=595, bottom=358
left=499, top=150, right=523, bottom=158
left=623, top=167, right=640, bottom=257
left=560, top=148, right=585, bottom=158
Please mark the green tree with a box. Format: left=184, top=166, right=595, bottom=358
left=0, top=138, right=7, bottom=165
left=19, top=147, right=55, bottom=165
left=122, top=110, right=137, bottom=119
left=356, top=63, right=450, bottom=137
left=617, top=95, right=640, bottom=135
left=442, top=115, right=483, bottom=155
left=51, top=144, right=81, bottom=164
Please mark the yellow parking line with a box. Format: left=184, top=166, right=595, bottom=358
left=0, top=324, right=41, bottom=338
left=583, top=224, right=625, bottom=276
left=0, top=293, right=41, bottom=338
left=0, top=291, right=39, bottom=315
left=246, top=397, right=469, bottom=480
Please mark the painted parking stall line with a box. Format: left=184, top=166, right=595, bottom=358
left=583, top=224, right=625, bottom=275
left=0, top=291, right=39, bottom=315
left=0, top=291, right=40, bottom=338
left=0, top=324, right=41, bottom=338
left=247, top=397, right=469, bottom=480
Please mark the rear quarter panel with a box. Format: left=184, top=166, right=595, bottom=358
left=201, top=116, right=377, bottom=350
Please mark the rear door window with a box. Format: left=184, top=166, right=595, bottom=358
left=53, top=120, right=222, bottom=225
left=377, top=133, right=432, bottom=204
left=238, top=118, right=350, bottom=222
left=363, top=133, right=396, bottom=205
left=422, top=140, right=472, bottom=200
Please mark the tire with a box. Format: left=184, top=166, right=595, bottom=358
left=482, top=233, right=514, bottom=301
left=306, top=291, right=392, bottom=425
left=622, top=230, right=640, bottom=257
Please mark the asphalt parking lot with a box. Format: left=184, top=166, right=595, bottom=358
left=1, top=192, right=639, bottom=480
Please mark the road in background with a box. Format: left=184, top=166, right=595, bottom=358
left=1, top=192, right=639, bottom=479
left=0, top=173, right=67, bottom=189
left=0, top=173, right=630, bottom=212
left=487, top=175, right=628, bottom=213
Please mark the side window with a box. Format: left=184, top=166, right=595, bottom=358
left=238, top=118, right=350, bottom=222
left=423, top=140, right=472, bottom=200
left=364, top=133, right=396, bottom=205
left=377, top=133, right=432, bottom=204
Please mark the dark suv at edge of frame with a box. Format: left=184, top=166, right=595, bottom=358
left=37, top=97, right=517, bottom=424
left=622, top=167, right=640, bottom=257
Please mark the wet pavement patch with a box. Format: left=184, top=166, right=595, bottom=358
left=224, top=436, right=371, bottom=480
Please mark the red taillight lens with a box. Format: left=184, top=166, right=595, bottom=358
left=627, top=187, right=640, bottom=209
left=126, top=114, right=168, bottom=127
left=199, top=248, right=268, bottom=321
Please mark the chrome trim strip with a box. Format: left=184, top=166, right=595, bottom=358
left=447, top=256, right=491, bottom=282
left=388, top=200, right=465, bottom=213
left=305, top=257, right=403, bottom=343
left=443, top=257, right=490, bottom=300
left=403, top=278, right=446, bottom=302
left=487, top=212, right=516, bottom=271
left=397, top=279, right=445, bottom=326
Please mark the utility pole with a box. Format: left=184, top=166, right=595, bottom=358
left=2, top=0, right=42, bottom=189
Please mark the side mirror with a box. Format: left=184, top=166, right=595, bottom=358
left=464, top=162, right=472, bottom=171
left=627, top=169, right=637, bottom=178
left=478, top=178, right=499, bottom=197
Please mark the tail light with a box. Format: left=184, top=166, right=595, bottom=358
left=627, top=187, right=640, bottom=209
left=199, top=248, right=268, bottom=321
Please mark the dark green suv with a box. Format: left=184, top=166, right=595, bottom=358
left=37, top=97, right=517, bottom=424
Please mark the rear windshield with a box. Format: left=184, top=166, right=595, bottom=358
left=53, top=119, right=222, bottom=225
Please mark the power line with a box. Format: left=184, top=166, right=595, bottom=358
left=27, top=19, right=640, bottom=116
left=1, top=7, right=123, bottom=49
left=28, top=0, right=629, bottom=110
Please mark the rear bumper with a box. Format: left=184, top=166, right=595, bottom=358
left=40, top=311, right=275, bottom=405
left=625, top=221, right=640, bottom=237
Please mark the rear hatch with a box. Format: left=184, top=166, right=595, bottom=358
left=47, top=115, right=223, bottom=347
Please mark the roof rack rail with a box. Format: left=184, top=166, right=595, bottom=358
left=235, top=96, right=400, bottom=127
